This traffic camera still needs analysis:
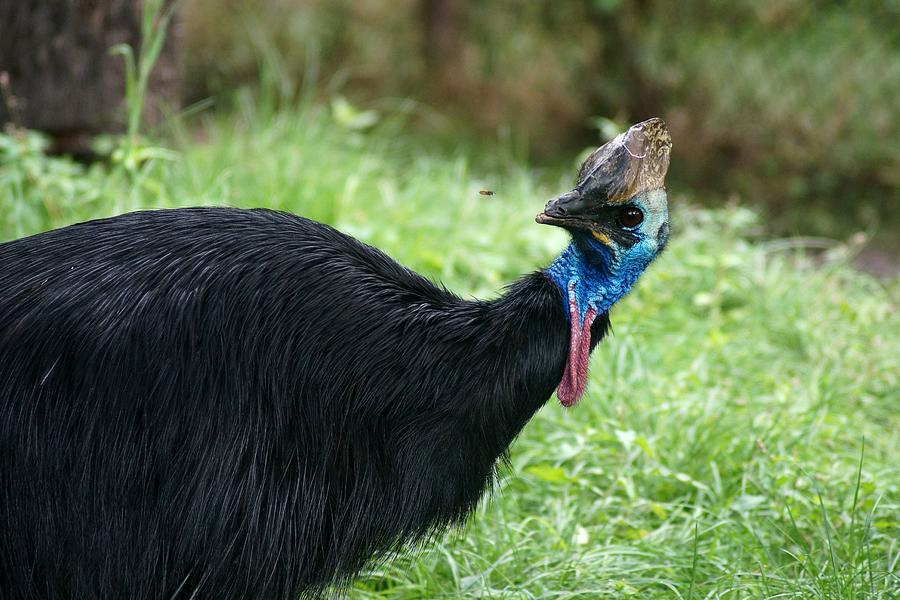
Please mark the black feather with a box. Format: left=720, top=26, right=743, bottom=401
left=0, top=207, right=609, bottom=599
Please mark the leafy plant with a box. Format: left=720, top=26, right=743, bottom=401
left=109, top=0, right=178, bottom=178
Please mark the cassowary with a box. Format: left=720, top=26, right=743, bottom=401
left=0, top=119, right=671, bottom=599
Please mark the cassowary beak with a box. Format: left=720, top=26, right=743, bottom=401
left=535, top=191, right=595, bottom=231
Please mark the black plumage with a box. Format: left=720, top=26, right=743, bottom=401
left=0, top=207, right=609, bottom=599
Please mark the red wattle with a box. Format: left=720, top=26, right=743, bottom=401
left=557, top=303, right=597, bottom=408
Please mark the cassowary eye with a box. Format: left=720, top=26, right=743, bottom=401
left=617, top=207, right=644, bottom=229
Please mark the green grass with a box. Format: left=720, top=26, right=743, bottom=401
left=1, top=103, right=897, bottom=599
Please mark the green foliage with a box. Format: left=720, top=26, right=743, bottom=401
left=109, top=0, right=178, bottom=178
left=1, top=103, right=897, bottom=597
left=178, top=0, right=900, bottom=241
left=0, top=130, right=100, bottom=238
left=639, top=2, right=900, bottom=239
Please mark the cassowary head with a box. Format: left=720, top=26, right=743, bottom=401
left=538, top=118, right=672, bottom=407
left=536, top=117, right=672, bottom=269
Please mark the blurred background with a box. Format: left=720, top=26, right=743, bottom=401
left=2, top=0, right=898, bottom=268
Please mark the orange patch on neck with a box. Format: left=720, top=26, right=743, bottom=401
left=591, top=231, right=612, bottom=246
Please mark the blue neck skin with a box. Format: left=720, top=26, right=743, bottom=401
left=545, top=234, right=651, bottom=323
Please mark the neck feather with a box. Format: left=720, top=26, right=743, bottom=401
left=544, top=240, right=634, bottom=405
left=545, top=239, right=638, bottom=322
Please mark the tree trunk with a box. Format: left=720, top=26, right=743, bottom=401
left=420, top=0, right=467, bottom=100
left=0, top=0, right=181, bottom=158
